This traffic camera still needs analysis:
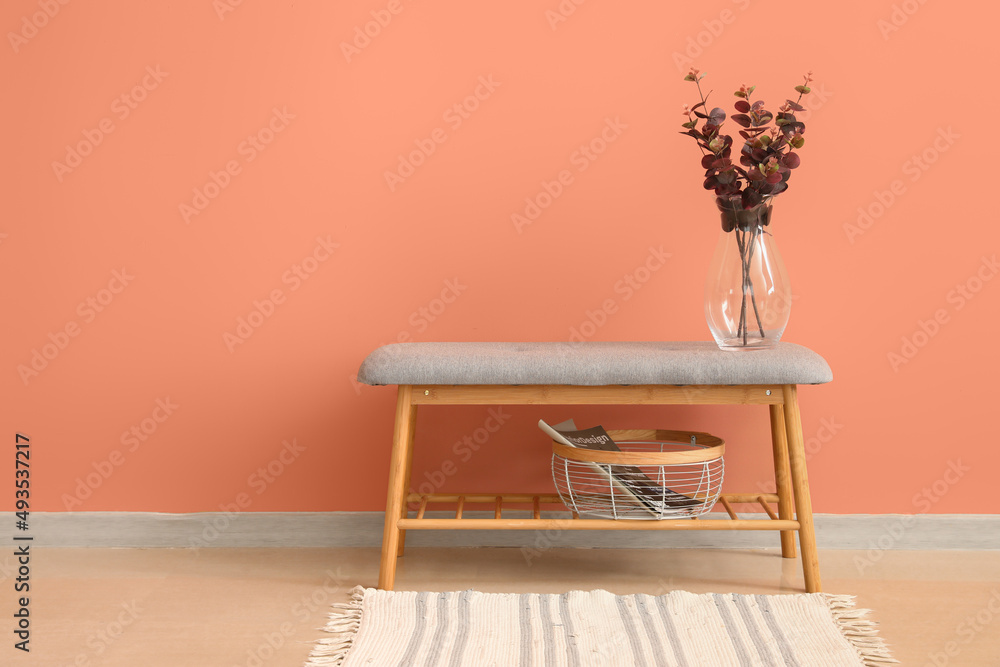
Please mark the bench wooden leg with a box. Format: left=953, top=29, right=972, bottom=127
left=396, top=398, right=418, bottom=557
left=782, top=384, right=822, bottom=593
left=769, top=403, right=797, bottom=559
left=379, top=385, right=416, bottom=590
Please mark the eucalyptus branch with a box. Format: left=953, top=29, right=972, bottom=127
left=680, top=68, right=812, bottom=207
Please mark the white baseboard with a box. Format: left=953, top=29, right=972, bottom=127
left=26, top=511, right=1000, bottom=550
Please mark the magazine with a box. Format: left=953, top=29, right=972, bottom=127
left=539, top=419, right=701, bottom=516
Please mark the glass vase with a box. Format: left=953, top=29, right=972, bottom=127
left=704, top=194, right=791, bottom=350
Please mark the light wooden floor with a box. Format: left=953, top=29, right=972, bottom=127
left=4, top=547, right=998, bottom=666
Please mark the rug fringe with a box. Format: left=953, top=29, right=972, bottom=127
left=305, top=585, right=367, bottom=666
left=822, top=593, right=899, bottom=665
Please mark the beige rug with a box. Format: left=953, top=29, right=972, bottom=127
left=307, top=587, right=896, bottom=666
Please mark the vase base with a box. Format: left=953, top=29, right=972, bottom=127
left=714, top=337, right=780, bottom=351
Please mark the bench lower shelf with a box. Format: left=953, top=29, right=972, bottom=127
left=398, top=492, right=799, bottom=531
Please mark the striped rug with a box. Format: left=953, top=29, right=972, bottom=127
left=306, top=587, right=896, bottom=666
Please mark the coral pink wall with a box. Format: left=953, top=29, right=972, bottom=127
left=3, top=1, right=997, bottom=514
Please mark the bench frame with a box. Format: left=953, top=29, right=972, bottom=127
left=378, top=383, right=821, bottom=593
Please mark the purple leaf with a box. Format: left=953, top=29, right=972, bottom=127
left=782, top=152, right=801, bottom=169
left=732, top=114, right=752, bottom=128
left=734, top=100, right=751, bottom=113
left=779, top=121, right=805, bottom=137
left=742, top=190, right=762, bottom=209
left=716, top=171, right=736, bottom=185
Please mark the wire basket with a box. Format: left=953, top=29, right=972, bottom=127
left=551, top=429, right=725, bottom=520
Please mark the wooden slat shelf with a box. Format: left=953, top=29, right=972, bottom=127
left=407, top=493, right=564, bottom=504
left=398, top=492, right=798, bottom=532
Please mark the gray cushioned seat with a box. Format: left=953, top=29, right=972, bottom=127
left=358, top=341, right=832, bottom=386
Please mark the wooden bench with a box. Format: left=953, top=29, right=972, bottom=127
left=358, top=341, right=833, bottom=592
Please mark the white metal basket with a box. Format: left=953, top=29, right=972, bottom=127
left=551, top=429, right=725, bottom=520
